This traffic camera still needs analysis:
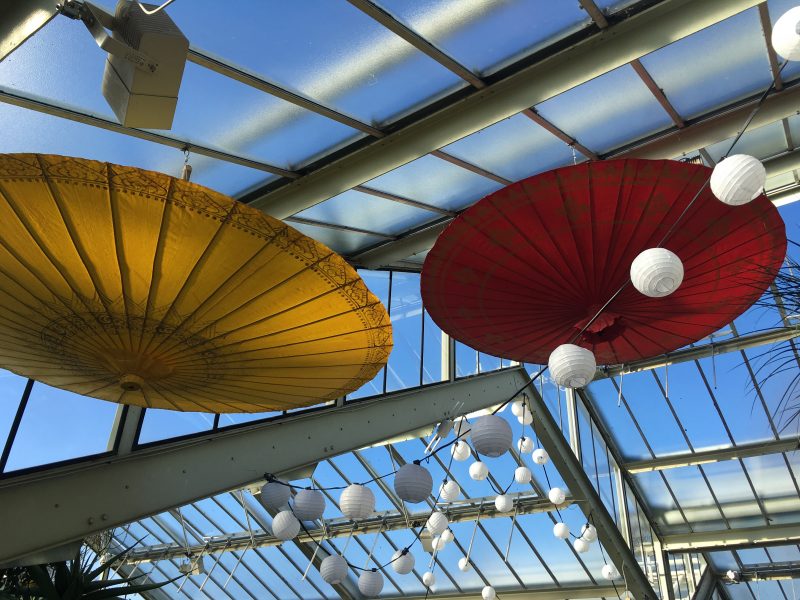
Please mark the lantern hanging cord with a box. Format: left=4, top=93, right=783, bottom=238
left=136, top=0, right=177, bottom=14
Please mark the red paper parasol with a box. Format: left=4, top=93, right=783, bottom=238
left=421, top=159, right=786, bottom=365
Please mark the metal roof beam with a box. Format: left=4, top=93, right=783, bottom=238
left=663, top=524, right=800, bottom=552
left=250, top=0, right=761, bottom=219
left=0, top=367, right=525, bottom=564
left=516, top=370, right=659, bottom=600
left=400, top=585, right=620, bottom=600
left=625, top=438, right=800, bottom=473
left=602, top=327, right=800, bottom=378
left=122, top=492, right=566, bottom=563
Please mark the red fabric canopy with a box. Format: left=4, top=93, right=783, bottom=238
left=421, top=159, right=787, bottom=365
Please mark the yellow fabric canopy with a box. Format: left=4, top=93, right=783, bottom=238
left=0, top=154, right=392, bottom=412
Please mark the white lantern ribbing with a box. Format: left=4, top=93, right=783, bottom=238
left=391, top=549, right=415, bottom=575
left=514, top=466, right=532, bottom=485
left=320, top=555, right=348, bottom=585
left=458, top=557, right=472, bottom=571
left=451, top=440, right=472, bottom=461
left=470, top=414, right=513, bottom=457
left=439, top=480, right=461, bottom=502
left=260, top=481, right=290, bottom=510
left=271, top=510, right=300, bottom=541
left=340, top=484, right=375, bottom=520
left=517, top=436, right=533, bottom=453
left=548, top=487, right=566, bottom=505
left=630, top=248, right=684, bottom=298
left=773, top=7, right=800, bottom=61
left=548, top=344, right=596, bottom=388
left=482, top=585, right=496, bottom=600
left=581, top=523, right=598, bottom=542
left=517, top=412, right=533, bottom=425
left=495, top=494, right=513, bottom=513
left=573, top=538, right=590, bottom=553
left=511, top=399, right=525, bottom=417
left=452, top=417, right=472, bottom=437
left=293, top=489, right=326, bottom=521
left=710, top=154, right=766, bottom=206
left=602, top=564, right=620, bottom=580
left=394, top=463, right=433, bottom=504
left=422, top=571, right=436, bottom=587
left=431, top=536, right=448, bottom=552
left=469, top=460, right=489, bottom=481
left=553, top=522, right=570, bottom=539
left=426, top=511, right=449, bottom=536
left=532, top=448, right=549, bottom=465
left=358, top=570, right=384, bottom=598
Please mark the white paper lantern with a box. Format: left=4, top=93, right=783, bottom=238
left=548, top=344, right=596, bottom=388
left=452, top=417, right=472, bottom=437
left=391, top=549, right=415, bottom=575
left=495, top=494, right=513, bottom=513
left=573, top=538, right=590, bottom=553
left=458, top=556, right=472, bottom=571
left=482, top=585, right=496, bottom=600
left=260, top=481, right=291, bottom=510
left=340, top=484, right=375, bottom=520
left=602, top=564, right=620, bottom=580
left=439, top=480, right=461, bottom=502
left=630, top=248, right=684, bottom=298
left=470, top=414, right=513, bottom=457
left=451, top=440, right=472, bottom=461
left=271, top=510, right=300, bottom=541
left=548, top=487, right=566, bottom=505
left=440, top=529, right=455, bottom=543
left=532, top=448, right=549, bottom=465
left=293, top=489, right=326, bottom=521
left=581, top=523, right=598, bottom=542
left=469, top=460, right=489, bottom=481
left=517, top=412, right=533, bottom=425
left=426, top=511, right=449, bottom=536
left=422, top=571, right=436, bottom=587
left=431, top=536, right=448, bottom=552
left=773, top=6, right=800, bottom=60
left=511, top=399, right=525, bottom=417
left=514, top=466, right=532, bottom=485
left=553, top=522, right=570, bottom=539
left=394, top=463, right=433, bottom=504
left=320, top=555, right=348, bottom=585
left=358, top=570, right=384, bottom=598
left=710, top=154, right=766, bottom=206
left=517, top=436, right=533, bottom=453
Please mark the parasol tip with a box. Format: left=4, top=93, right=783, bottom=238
left=119, top=374, right=145, bottom=392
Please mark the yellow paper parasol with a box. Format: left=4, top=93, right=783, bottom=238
left=0, top=154, right=392, bottom=412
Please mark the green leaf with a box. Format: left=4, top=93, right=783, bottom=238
left=25, top=565, right=59, bottom=600
left=82, top=575, right=179, bottom=600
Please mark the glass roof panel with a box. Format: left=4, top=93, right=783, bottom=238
left=365, top=155, right=503, bottom=211
left=373, top=0, right=591, bottom=76
left=138, top=408, right=214, bottom=444
left=0, top=370, right=27, bottom=451
left=288, top=222, right=385, bottom=255
left=0, top=102, right=273, bottom=196
left=701, top=459, right=765, bottom=529
left=638, top=7, right=772, bottom=120
left=442, top=113, right=576, bottom=182
left=742, top=453, right=800, bottom=525
left=4, top=382, right=117, bottom=471
left=133, top=0, right=467, bottom=126
left=294, top=190, right=438, bottom=236
left=632, top=470, right=687, bottom=533
left=534, top=64, right=674, bottom=155
left=659, top=466, right=726, bottom=533
left=0, top=15, right=365, bottom=172
left=705, top=120, right=788, bottom=164
left=586, top=381, right=653, bottom=461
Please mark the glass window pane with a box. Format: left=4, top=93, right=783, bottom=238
left=375, top=0, right=590, bottom=77
left=386, top=272, right=423, bottom=391
left=5, top=383, right=117, bottom=470
left=422, top=308, right=445, bottom=385
left=138, top=408, right=214, bottom=444
left=0, top=370, right=27, bottom=452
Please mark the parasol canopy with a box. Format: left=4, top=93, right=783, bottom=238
left=421, top=159, right=786, bottom=365
left=0, top=154, right=392, bottom=412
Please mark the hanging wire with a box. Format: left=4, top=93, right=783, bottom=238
left=136, top=0, right=177, bottom=15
